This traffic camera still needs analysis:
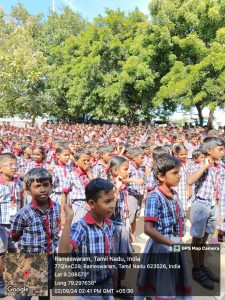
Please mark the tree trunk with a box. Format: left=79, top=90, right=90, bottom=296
left=207, top=108, right=215, bottom=130
left=31, top=116, right=36, bottom=127
left=195, top=104, right=203, bottom=127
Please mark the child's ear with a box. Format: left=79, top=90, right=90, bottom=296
left=207, top=148, right=212, bottom=156
left=157, top=173, right=165, bottom=183
left=113, top=168, right=118, bottom=177
left=87, top=199, right=96, bottom=209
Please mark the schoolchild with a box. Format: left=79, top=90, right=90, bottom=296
left=0, top=153, right=24, bottom=220
left=109, top=156, right=133, bottom=290
left=17, top=144, right=33, bottom=178
left=136, top=154, right=192, bottom=299
left=92, top=145, right=113, bottom=179
left=10, top=168, right=61, bottom=300
left=145, top=146, right=169, bottom=194
left=59, top=178, right=115, bottom=300
left=25, top=146, right=50, bottom=173
left=184, top=133, right=199, bottom=163
left=68, top=149, right=94, bottom=223
left=192, top=149, right=205, bottom=164
left=51, top=144, right=73, bottom=224
left=125, top=148, right=145, bottom=242
left=89, top=145, right=99, bottom=168
left=187, top=137, right=224, bottom=289
left=67, top=141, right=76, bottom=167
left=173, top=144, right=190, bottom=211
left=0, top=184, right=12, bottom=297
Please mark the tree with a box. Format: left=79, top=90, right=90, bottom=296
left=0, top=6, right=51, bottom=125
left=40, top=6, right=88, bottom=119
left=149, top=0, right=225, bottom=127
left=49, top=8, right=158, bottom=123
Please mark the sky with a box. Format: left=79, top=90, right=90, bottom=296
left=0, top=0, right=150, bottom=20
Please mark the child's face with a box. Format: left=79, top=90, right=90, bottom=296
left=134, top=154, right=144, bottom=167
left=194, top=154, right=205, bottom=163
left=76, top=154, right=91, bottom=171
left=33, top=150, right=44, bottom=162
left=91, top=151, right=99, bottom=159
left=89, top=189, right=115, bottom=219
left=115, top=161, right=129, bottom=179
left=24, top=147, right=32, bottom=157
left=28, top=180, right=52, bottom=203
left=191, top=137, right=197, bottom=145
left=102, top=152, right=112, bottom=164
left=159, top=166, right=181, bottom=187
left=175, top=150, right=187, bottom=163
left=208, top=146, right=224, bottom=161
left=176, top=137, right=182, bottom=144
left=57, top=149, right=70, bottom=164
left=69, top=143, right=75, bottom=153
left=0, top=158, right=17, bottom=178
left=144, top=148, right=150, bottom=155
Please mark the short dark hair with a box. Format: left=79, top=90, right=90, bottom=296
left=0, top=153, right=17, bottom=164
left=109, top=156, right=128, bottom=174
left=74, top=148, right=91, bottom=160
left=33, top=145, right=46, bottom=160
left=21, top=144, right=32, bottom=155
left=98, top=145, right=114, bottom=155
left=201, top=137, right=225, bottom=155
left=192, top=148, right=203, bottom=160
left=55, top=144, right=70, bottom=155
left=85, top=178, right=114, bottom=202
left=24, top=168, right=52, bottom=190
left=152, top=146, right=169, bottom=160
left=173, top=144, right=187, bottom=154
left=153, top=154, right=180, bottom=180
left=128, top=147, right=144, bottom=159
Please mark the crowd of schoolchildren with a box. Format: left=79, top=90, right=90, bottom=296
left=0, top=121, right=225, bottom=300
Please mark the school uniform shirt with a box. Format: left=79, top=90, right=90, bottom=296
left=10, top=198, right=61, bottom=255
left=17, top=156, right=32, bottom=174
left=190, top=162, right=225, bottom=206
left=145, top=171, right=157, bottom=192
left=67, top=168, right=90, bottom=202
left=219, top=172, right=225, bottom=232
left=143, top=155, right=152, bottom=172
left=110, top=184, right=130, bottom=224
left=51, top=162, right=73, bottom=194
left=127, top=161, right=146, bottom=198
left=0, top=175, right=24, bottom=217
left=46, top=148, right=55, bottom=164
left=92, top=161, right=109, bottom=180
left=25, top=161, right=50, bottom=174
left=174, top=163, right=190, bottom=211
left=0, top=184, right=11, bottom=225
left=145, top=187, right=185, bottom=237
left=70, top=211, right=114, bottom=282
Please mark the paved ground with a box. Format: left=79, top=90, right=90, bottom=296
left=3, top=207, right=225, bottom=299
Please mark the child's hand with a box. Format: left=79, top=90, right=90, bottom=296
left=134, top=178, right=144, bottom=185
left=115, top=176, right=123, bottom=189
left=64, top=203, right=74, bottom=221
left=16, top=170, right=24, bottom=178
left=204, top=157, right=211, bottom=167
left=47, top=165, right=54, bottom=173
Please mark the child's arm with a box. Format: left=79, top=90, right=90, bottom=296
left=123, top=178, right=144, bottom=184
left=59, top=203, right=74, bottom=253
left=10, top=211, right=26, bottom=242
left=144, top=221, right=173, bottom=246
left=187, top=158, right=210, bottom=185
left=114, top=176, right=123, bottom=202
